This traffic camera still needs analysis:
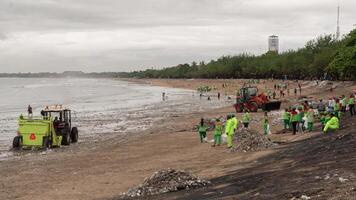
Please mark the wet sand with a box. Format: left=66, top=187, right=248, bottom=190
left=0, top=79, right=355, bottom=200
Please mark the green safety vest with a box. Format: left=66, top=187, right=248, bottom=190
left=282, top=112, right=290, bottom=120
left=198, top=124, right=208, bottom=133
left=341, top=98, right=347, bottom=106
left=326, top=116, right=339, bottom=129
left=231, top=117, right=238, bottom=129
left=214, top=123, right=222, bottom=135
left=290, top=113, right=299, bottom=122
left=225, top=119, right=234, bottom=135
left=242, top=113, right=250, bottom=123
left=334, top=103, right=340, bottom=111
left=349, top=97, right=355, bottom=105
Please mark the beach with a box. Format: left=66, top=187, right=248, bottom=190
left=0, top=78, right=355, bottom=200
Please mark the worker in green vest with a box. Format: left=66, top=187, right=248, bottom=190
left=242, top=110, right=250, bottom=129
left=197, top=118, right=208, bottom=143
left=323, top=113, right=339, bottom=133
left=306, top=108, right=314, bottom=131
left=290, top=108, right=299, bottom=135
left=282, top=108, right=291, bottom=130
left=341, top=95, right=347, bottom=112
left=225, top=115, right=234, bottom=148
left=263, top=112, right=269, bottom=135
left=231, top=114, right=238, bottom=132
left=212, top=118, right=222, bottom=147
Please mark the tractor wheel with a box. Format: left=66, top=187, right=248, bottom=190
left=70, top=127, right=78, bottom=143
left=12, top=136, right=22, bottom=149
left=42, top=136, right=50, bottom=148
left=61, top=127, right=71, bottom=146
left=234, top=103, right=243, bottom=113
left=249, top=102, right=258, bottom=112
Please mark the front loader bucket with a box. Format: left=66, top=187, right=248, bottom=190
left=262, top=101, right=281, bottom=111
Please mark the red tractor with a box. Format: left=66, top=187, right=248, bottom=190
left=234, top=86, right=281, bottom=112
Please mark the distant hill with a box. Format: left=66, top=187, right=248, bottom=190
left=123, top=29, right=355, bottom=80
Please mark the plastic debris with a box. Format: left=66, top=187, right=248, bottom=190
left=231, top=129, right=277, bottom=152
left=122, top=168, right=210, bottom=198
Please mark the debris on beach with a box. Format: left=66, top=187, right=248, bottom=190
left=231, top=129, right=276, bottom=152
left=122, top=168, right=210, bottom=198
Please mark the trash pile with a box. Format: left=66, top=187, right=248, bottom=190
left=231, top=129, right=277, bottom=152
left=122, top=169, right=210, bottom=198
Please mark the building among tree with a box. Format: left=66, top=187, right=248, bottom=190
left=268, top=35, right=279, bottom=53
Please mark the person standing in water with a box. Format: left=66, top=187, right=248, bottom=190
left=162, top=92, right=165, bottom=101
left=27, top=105, right=33, bottom=117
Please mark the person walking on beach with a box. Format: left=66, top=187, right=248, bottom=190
left=297, top=107, right=304, bottom=134
left=282, top=108, right=290, bottom=130
left=290, top=108, right=299, bottom=135
left=231, top=114, right=238, bottom=133
left=306, top=108, right=314, bottom=132
left=242, top=110, right=250, bottom=129
left=197, top=118, right=208, bottom=143
left=225, top=115, right=234, bottom=148
left=212, top=119, right=222, bottom=147
left=162, top=92, right=166, bottom=101
left=263, top=112, right=270, bottom=135
left=298, top=83, right=302, bottom=95
left=27, top=105, right=33, bottom=117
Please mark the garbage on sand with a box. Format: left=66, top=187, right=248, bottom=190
left=122, top=168, right=210, bottom=198
left=231, top=129, right=277, bottom=152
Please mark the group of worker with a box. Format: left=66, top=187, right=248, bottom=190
left=282, top=93, right=355, bottom=134
left=197, top=110, right=252, bottom=148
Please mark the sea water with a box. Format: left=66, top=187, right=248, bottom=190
left=0, top=78, right=229, bottom=160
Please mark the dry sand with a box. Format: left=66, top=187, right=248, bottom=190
left=0, top=79, right=355, bottom=200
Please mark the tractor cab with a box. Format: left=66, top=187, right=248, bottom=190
left=42, top=105, right=71, bottom=133
left=41, top=105, right=78, bottom=145
left=237, top=87, right=258, bottom=103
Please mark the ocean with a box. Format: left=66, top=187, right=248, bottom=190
left=0, top=78, right=229, bottom=160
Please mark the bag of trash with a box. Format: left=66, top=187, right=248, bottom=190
left=221, top=134, right=227, bottom=144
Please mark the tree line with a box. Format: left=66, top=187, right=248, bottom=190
left=122, top=29, right=355, bottom=80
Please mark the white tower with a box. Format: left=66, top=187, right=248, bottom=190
left=336, top=4, right=340, bottom=40
left=268, top=35, right=279, bottom=53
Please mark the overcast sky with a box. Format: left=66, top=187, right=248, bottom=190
left=0, top=0, right=355, bottom=73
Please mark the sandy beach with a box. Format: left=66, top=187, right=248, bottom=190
left=0, top=78, right=355, bottom=200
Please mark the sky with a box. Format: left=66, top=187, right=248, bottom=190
left=0, top=0, right=355, bottom=73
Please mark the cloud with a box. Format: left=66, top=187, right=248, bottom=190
left=0, top=0, right=355, bottom=72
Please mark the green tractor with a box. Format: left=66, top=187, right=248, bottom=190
left=13, top=106, right=79, bottom=149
